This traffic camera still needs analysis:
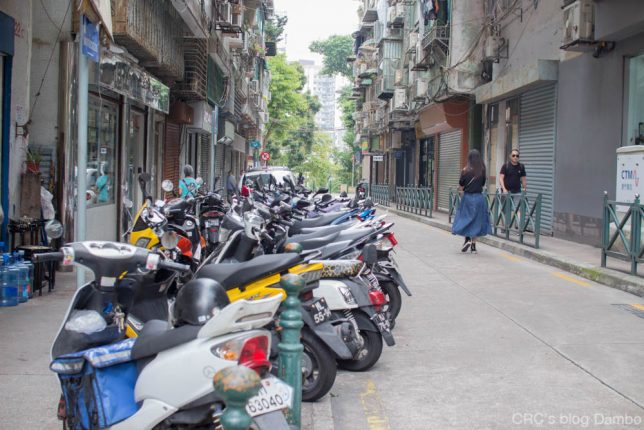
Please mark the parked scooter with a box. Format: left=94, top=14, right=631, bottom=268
left=35, top=241, right=293, bottom=430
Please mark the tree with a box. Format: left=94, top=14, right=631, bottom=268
left=265, top=14, right=288, bottom=43
left=309, top=35, right=354, bottom=79
left=266, top=54, right=320, bottom=168
left=300, top=133, right=338, bottom=191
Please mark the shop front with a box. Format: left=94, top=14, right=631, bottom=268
left=417, top=101, right=469, bottom=212
left=0, top=11, right=13, bottom=240
left=81, top=49, right=170, bottom=241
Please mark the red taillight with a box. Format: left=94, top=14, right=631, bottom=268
left=238, top=336, right=271, bottom=375
left=204, top=211, right=224, bottom=218
left=385, top=232, right=398, bottom=247
left=368, top=290, right=387, bottom=313
left=300, top=290, right=314, bottom=301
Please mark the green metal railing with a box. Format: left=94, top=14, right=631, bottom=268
left=448, top=189, right=542, bottom=249
left=395, top=186, right=433, bottom=217
left=370, top=184, right=390, bottom=207
left=601, top=193, right=644, bottom=275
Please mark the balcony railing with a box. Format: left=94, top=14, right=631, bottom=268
left=422, top=24, right=450, bottom=56
left=361, top=0, right=378, bottom=23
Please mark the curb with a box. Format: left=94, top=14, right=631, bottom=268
left=385, top=207, right=644, bottom=298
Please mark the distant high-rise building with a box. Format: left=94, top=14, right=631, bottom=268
left=299, top=60, right=337, bottom=143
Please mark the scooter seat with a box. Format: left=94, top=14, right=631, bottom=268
left=336, top=228, right=374, bottom=243
left=298, top=223, right=354, bottom=236
left=197, top=253, right=302, bottom=290
left=291, top=233, right=342, bottom=251
left=286, top=229, right=341, bottom=245
left=290, top=212, right=346, bottom=234
left=131, top=320, right=201, bottom=360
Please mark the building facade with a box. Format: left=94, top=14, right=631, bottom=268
left=0, top=0, right=274, bottom=243
left=351, top=0, right=644, bottom=246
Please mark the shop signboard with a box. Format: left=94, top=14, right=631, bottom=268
left=616, top=146, right=644, bottom=207
left=94, top=51, right=170, bottom=113
left=81, top=16, right=99, bottom=62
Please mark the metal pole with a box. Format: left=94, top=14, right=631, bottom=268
left=76, top=19, right=89, bottom=286
left=213, top=365, right=262, bottom=430
left=277, top=273, right=304, bottom=427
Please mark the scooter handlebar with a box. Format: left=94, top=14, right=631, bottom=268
left=31, top=252, right=64, bottom=263
left=158, top=259, right=191, bottom=273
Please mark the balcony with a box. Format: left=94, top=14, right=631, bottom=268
left=421, top=24, right=450, bottom=57
left=173, top=39, right=208, bottom=101
left=361, top=0, right=378, bottom=24
left=376, top=59, right=398, bottom=100
left=112, top=0, right=185, bottom=82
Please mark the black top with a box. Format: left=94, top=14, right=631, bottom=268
left=500, top=162, right=526, bottom=193
left=459, top=168, right=486, bottom=194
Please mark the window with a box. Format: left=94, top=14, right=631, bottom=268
left=627, top=54, right=644, bottom=146
left=87, top=97, right=118, bottom=207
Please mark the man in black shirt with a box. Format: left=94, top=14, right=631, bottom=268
left=499, top=149, right=526, bottom=194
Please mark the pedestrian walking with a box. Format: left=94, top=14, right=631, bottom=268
left=179, top=165, right=198, bottom=199
left=226, top=170, right=237, bottom=203
left=499, top=149, right=526, bottom=195
left=452, top=149, right=491, bottom=253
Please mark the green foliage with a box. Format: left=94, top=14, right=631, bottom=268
left=300, top=133, right=338, bottom=191
left=309, top=35, right=354, bottom=79
left=266, top=54, right=319, bottom=168
left=265, top=14, right=288, bottom=42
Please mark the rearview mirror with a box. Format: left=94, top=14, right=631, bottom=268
left=196, top=177, right=204, bottom=186
left=317, top=188, right=329, bottom=194
left=45, top=219, right=64, bottom=239
left=162, top=180, right=174, bottom=192
left=138, top=172, right=151, bottom=183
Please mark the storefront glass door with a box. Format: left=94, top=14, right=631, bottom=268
left=124, top=109, right=145, bottom=233
left=86, top=97, right=118, bottom=241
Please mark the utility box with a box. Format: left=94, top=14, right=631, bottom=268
left=616, top=145, right=644, bottom=204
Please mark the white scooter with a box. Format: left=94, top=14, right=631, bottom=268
left=36, top=241, right=293, bottom=430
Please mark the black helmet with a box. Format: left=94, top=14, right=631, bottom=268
left=340, top=191, right=348, bottom=198
left=173, top=279, right=230, bottom=326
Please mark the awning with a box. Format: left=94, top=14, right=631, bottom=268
left=474, top=60, right=558, bottom=104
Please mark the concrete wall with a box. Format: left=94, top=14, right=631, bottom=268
left=555, top=33, right=644, bottom=245
left=0, top=0, right=32, bottom=219
left=491, top=0, right=562, bottom=80
left=595, top=0, right=644, bottom=41
left=29, top=0, right=72, bottom=154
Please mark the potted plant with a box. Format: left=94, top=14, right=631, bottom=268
left=26, top=148, right=41, bottom=173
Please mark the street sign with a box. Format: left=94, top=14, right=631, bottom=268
left=373, top=155, right=384, bottom=162
left=250, top=140, right=261, bottom=149
left=260, top=152, right=270, bottom=161
left=81, top=15, right=99, bottom=62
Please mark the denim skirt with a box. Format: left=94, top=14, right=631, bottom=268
left=452, top=192, right=492, bottom=237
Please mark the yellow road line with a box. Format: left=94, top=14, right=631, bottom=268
left=552, top=272, right=591, bottom=288
left=501, top=252, right=523, bottom=263
left=359, top=380, right=391, bottom=430
left=631, top=304, right=644, bottom=311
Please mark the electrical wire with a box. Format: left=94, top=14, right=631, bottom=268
left=29, top=0, right=73, bottom=120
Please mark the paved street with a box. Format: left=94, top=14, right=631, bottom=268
left=2, top=213, right=644, bottom=429
left=303, top=213, right=644, bottom=429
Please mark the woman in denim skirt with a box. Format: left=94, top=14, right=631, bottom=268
left=452, top=149, right=491, bottom=253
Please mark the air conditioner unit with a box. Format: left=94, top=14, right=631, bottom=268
left=408, top=32, right=419, bottom=51
left=219, top=2, right=232, bottom=23
left=562, top=0, right=594, bottom=48
left=253, top=93, right=261, bottom=108
left=394, top=69, right=404, bottom=86
left=393, top=88, right=407, bottom=111
left=395, top=4, right=406, bottom=20
left=413, top=78, right=428, bottom=100
left=484, top=35, right=504, bottom=61
left=387, top=6, right=395, bottom=24
left=231, top=12, right=242, bottom=27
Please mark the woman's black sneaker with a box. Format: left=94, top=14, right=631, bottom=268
left=461, top=240, right=471, bottom=253
left=471, top=243, right=477, bottom=254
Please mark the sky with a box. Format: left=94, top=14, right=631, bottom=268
left=273, top=0, right=359, bottom=64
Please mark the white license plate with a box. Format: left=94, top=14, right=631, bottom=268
left=245, top=377, right=294, bottom=418
left=308, top=298, right=332, bottom=325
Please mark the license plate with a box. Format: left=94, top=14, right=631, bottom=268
left=373, top=312, right=391, bottom=333
left=206, top=219, right=220, bottom=227
left=389, top=255, right=399, bottom=269
left=307, top=298, right=332, bottom=325
left=245, top=376, right=293, bottom=417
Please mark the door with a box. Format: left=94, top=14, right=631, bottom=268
left=123, top=109, right=145, bottom=234
left=419, top=137, right=434, bottom=187
left=437, top=130, right=462, bottom=211
left=86, top=97, right=119, bottom=241
left=519, top=84, right=556, bottom=233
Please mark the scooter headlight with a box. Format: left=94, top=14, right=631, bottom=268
left=161, top=231, right=179, bottom=249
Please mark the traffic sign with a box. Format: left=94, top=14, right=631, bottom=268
left=260, top=152, right=271, bottom=161
left=250, top=140, right=261, bottom=149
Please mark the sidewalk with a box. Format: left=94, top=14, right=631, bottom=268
left=385, top=207, right=644, bottom=298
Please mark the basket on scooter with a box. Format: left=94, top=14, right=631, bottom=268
left=50, top=338, right=139, bottom=430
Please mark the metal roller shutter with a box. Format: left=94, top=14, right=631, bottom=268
left=199, top=134, right=210, bottom=181
left=519, top=84, right=556, bottom=233
left=437, top=130, right=462, bottom=211
left=215, top=143, right=225, bottom=184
